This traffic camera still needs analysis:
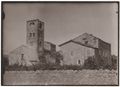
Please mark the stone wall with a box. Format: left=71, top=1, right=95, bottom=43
left=73, top=33, right=99, bottom=48
left=8, top=45, right=39, bottom=66
left=98, top=39, right=111, bottom=66
left=60, top=41, right=95, bottom=65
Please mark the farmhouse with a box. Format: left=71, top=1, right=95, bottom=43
left=8, top=19, right=56, bottom=66
left=59, top=33, right=111, bottom=68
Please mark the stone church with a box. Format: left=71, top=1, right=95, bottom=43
left=8, top=19, right=56, bottom=66
left=59, top=33, right=112, bottom=68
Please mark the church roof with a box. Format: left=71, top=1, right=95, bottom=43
left=59, top=33, right=110, bottom=49
left=9, top=44, right=29, bottom=54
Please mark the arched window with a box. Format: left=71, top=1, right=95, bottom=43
left=29, top=33, right=32, bottom=37
left=33, top=33, right=35, bottom=37
left=30, top=22, right=35, bottom=25
left=78, top=60, right=81, bottom=64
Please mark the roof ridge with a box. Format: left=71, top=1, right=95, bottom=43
left=59, top=33, right=110, bottom=47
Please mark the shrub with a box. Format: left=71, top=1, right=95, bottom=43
left=83, top=56, right=97, bottom=70
left=111, top=55, right=117, bottom=70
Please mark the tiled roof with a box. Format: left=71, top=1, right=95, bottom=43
left=59, top=33, right=110, bottom=49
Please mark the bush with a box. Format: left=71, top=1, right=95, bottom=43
left=111, top=55, right=117, bottom=70
left=83, top=56, right=98, bottom=70
left=2, top=55, right=9, bottom=74
left=3, top=55, right=9, bottom=67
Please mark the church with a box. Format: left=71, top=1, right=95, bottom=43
left=8, top=19, right=56, bottom=66
left=8, top=19, right=112, bottom=68
left=59, top=33, right=112, bottom=68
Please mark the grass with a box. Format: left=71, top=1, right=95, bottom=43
left=3, top=69, right=118, bottom=85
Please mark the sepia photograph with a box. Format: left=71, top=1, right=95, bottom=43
left=1, top=2, right=119, bottom=86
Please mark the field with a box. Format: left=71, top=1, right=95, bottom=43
left=3, top=70, right=118, bottom=85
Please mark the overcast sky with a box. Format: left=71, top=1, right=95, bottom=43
left=3, top=3, right=118, bottom=55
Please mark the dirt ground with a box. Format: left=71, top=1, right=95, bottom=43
left=3, top=70, right=118, bottom=85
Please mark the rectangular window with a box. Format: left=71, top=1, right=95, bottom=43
left=21, top=54, right=24, bottom=60
left=39, top=41, right=42, bottom=46
left=30, top=22, right=35, bottom=25
left=29, top=33, right=32, bottom=37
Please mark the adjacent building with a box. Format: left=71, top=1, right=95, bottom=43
left=44, top=41, right=56, bottom=64
left=59, top=33, right=111, bottom=68
left=44, top=41, right=56, bottom=52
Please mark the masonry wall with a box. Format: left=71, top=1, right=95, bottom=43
left=27, top=20, right=39, bottom=48
left=8, top=45, right=39, bottom=66
left=27, top=19, right=44, bottom=62
left=60, top=33, right=112, bottom=68
left=73, top=33, right=99, bottom=48
left=98, top=39, right=111, bottom=67
left=44, top=42, right=56, bottom=52
left=60, top=42, right=95, bottom=66
left=8, top=19, right=45, bottom=66
left=38, top=21, right=44, bottom=56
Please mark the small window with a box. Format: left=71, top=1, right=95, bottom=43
left=85, top=41, right=88, bottom=44
left=33, top=33, right=35, bottom=37
left=38, top=23, right=42, bottom=28
left=30, top=22, right=35, bottom=25
left=29, top=33, right=32, bottom=37
left=83, top=38, right=87, bottom=40
left=21, top=54, right=24, bottom=60
left=78, top=60, right=81, bottom=64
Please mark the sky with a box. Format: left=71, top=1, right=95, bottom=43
left=3, top=3, right=118, bottom=55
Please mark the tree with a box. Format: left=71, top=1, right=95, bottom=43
left=3, top=55, right=9, bottom=66
left=111, top=55, right=117, bottom=70
left=54, top=51, right=63, bottom=65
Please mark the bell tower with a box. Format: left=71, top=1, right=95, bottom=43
left=27, top=19, right=44, bottom=61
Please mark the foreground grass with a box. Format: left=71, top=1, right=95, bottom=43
left=3, top=70, right=118, bottom=85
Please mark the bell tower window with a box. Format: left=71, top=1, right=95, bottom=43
left=30, top=22, right=35, bottom=25
left=33, top=33, right=35, bottom=37
left=30, top=33, right=32, bottom=37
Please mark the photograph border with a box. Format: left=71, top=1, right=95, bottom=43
left=1, top=1, right=119, bottom=86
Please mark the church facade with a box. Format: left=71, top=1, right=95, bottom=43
left=59, top=33, right=112, bottom=68
left=8, top=19, right=56, bottom=66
